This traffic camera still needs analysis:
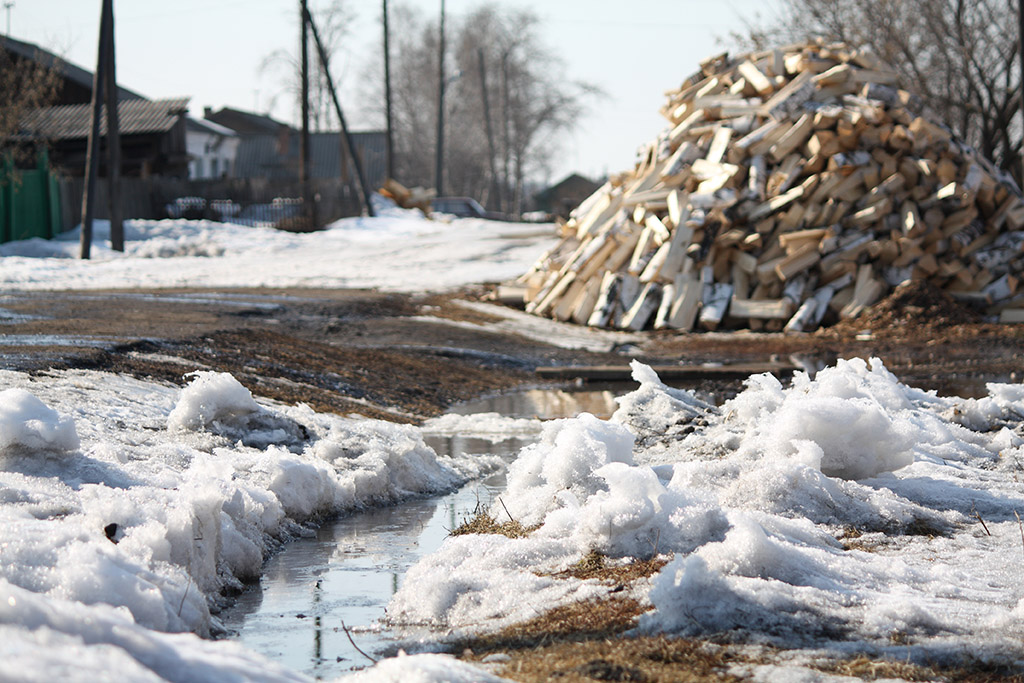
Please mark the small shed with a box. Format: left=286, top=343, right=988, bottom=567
left=19, top=98, right=191, bottom=178
left=533, top=173, right=602, bottom=219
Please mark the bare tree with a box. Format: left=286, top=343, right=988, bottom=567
left=361, top=2, right=599, bottom=214
left=0, top=46, right=62, bottom=182
left=736, top=0, right=1022, bottom=184
left=261, top=0, right=355, bottom=132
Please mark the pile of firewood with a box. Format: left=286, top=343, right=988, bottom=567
left=516, top=41, right=1024, bottom=331
left=379, top=179, right=436, bottom=213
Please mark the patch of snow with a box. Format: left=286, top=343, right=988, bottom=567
left=385, top=358, right=1024, bottom=672
left=0, top=368, right=499, bottom=681
left=0, top=215, right=558, bottom=293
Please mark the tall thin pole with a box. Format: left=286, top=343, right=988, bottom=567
left=1019, top=0, right=1024, bottom=184
left=80, top=0, right=110, bottom=260
left=300, top=0, right=314, bottom=228
left=501, top=51, right=511, bottom=215
left=478, top=47, right=500, bottom=209
left=104, top=0, right=122, bottom=252
left=383, top=0, right=395, bottom=180
left=434, top=0, right=446, bottom=196
left=304, top=7, right=375, bottom=217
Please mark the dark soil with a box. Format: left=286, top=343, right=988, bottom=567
left=1, top=285, right=1022, bottom=421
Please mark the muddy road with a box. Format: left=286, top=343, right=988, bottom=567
left=1, top=285, right=1022, bottom=420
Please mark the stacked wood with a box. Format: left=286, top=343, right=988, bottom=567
left=516, top=41, right=1024, bottom=332
left=379, top=179, right=435, bottom=213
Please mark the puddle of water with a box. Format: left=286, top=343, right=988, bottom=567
left=450, top=387, right=619, bottom=420
left=219, top=433, right=531, bottom=679
left=0, top=308, right=45, bottom=324
left=0, top=334, right=121, bottom=348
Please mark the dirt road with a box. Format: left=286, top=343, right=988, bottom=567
left=1, top=285, right=1022, bottom=420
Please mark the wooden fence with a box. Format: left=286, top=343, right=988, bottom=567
left=56, top=176, right=364, bottom=232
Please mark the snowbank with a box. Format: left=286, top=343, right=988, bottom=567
left=0, top=213, right=558, bottom=292
left=6, top=357, right=1024, bottom=680
left=0, top=388, right=79, bottom=454
left=387, top=358, right=1024, bottom=670
left=0, top=369, right=499, bottom=681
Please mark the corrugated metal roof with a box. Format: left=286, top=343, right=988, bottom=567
left=186, top=116, right=237, bottom=137
left=19, top=98, right=190, bottom=140
left=1, top=34, right=146, bottom=102
left=233, top=131, right=388, bottom=189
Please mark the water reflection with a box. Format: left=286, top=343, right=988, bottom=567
left=219, top=435, right=526, bottom=679
left=450, top=387, right=619, bottom=420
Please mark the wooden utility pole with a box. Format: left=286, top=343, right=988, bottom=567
left=383, top=0, right=395, bottom=180
left=434, top=0, right=446, bottom=196
left=79, top=0, right=109, bottom=260
left=501, top=51, right=512, bottom=215
left=1019, top=0, right=1024, bottom=184
left=103, top=0, right=122, bottom=252
left=300, top=0, right=314, bottom=228
left=477, top=47, right=500, bottom=210
left=304, top=7, right=375, bottom=217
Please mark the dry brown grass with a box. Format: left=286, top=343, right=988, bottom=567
left=471, top=635, right=748, bottom=682
left=554, top=549, right=668, bottom=583
left=449, top=510, right=538, bottom=539
left=455, top=584, right=1023, bottom=682
left=467, top=631, right=1024, bottom=683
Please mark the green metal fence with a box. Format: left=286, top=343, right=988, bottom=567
left=0, top=151, right=62, bottom=245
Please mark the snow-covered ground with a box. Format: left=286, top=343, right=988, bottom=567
left=3, top=210, right=1024, bottom=680
left=0, top=369, right=504, bottom=682
left=0, top=206, right=558, bottom=292
left=389, top=359, right=1024, bottom=677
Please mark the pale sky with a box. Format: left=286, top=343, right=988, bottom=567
left=11, top=0, right=776, bottom=183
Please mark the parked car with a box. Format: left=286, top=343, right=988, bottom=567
left=164, top=196, right=206, bottom=219
left=228, top=198, right=303, bottom=229
left=431, top=196, right=507, bottom=221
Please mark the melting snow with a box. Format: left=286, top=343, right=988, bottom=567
left=3, top=214, right=1024, bottom=680
left=387, top=358, right=1024, bottom=674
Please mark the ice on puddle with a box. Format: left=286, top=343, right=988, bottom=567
left=0, top=388, right=79, bottom=455
left=611, top=359, right=712, bottom=449
left=387, top=357, right=1024, bottom=670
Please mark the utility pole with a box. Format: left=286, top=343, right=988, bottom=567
left=103, top=0, right=122, bottom=251
left=434, top=0, right=446, bottom=196
left=383, top=0, right=395, bottom=180
left=3, top=2, right=13, bottom=36
left=300, top=0, right=314, bottom=228
left=80, top=0, right=110, bottom=260
left=304, top=6, right=375, bottom=217
left=478, top=48, right=500, bottom=210
left=1019, top=0, right=1024, bottom=184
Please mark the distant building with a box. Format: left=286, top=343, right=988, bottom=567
left=186, top=117, right=239, bottom=179
left=533, top=173, right=602, bottom=219
left=1, top=34, right=145, bottom=106
left=20, top=98, right=191, bottom=178
left=204, top=106, right=387, bottom=189
left=3, top=35, right=191, bottom=178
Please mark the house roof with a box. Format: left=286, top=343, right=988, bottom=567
left=19, top=98, right=190, bottom=140
left=534, top=173, right=600, bottom=202
left=204, top=107, right=290, bottom=136
left=186, top=116, right=237, bottom=137
left=233, top=131, right=387, bottom=186
left=0, top=34, right=146, bottom=102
